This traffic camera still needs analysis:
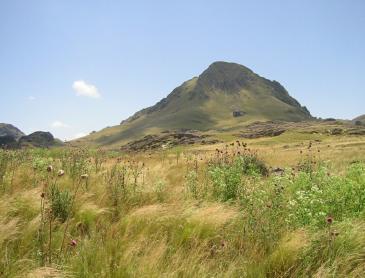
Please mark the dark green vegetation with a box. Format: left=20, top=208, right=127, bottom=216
left=79, top=62, right=312, bottom=147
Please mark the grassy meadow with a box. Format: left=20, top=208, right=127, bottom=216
left=1, top=130, right=365, bottom=277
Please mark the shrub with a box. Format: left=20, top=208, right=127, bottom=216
left=208, top=154, right=268, bottom=201
left=185, top=170, right=199, bottom=198
left=286, top=163, right=365, bottom=228
left=49, top=184, right=72, bottom=223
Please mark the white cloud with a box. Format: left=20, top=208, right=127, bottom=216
left=27, top=96, right=36, bottom=101
left=51, top=121, right=70, bottom=128
left=72, top=80, right=101, bottom=98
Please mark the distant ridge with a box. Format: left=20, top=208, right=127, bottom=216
left=0, top=123, right=25, bottom=140
left=0, top=123, right=63, bottom=148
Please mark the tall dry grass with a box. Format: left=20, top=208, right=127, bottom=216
left=0, top=141, right=364, bottom=277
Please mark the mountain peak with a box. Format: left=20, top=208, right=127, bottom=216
left=197, top=61, right=256, bottom=92
left=205, top=61, right=253, bottom=72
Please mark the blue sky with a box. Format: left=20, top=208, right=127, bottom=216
left=0, top=0, right=364, bottom=140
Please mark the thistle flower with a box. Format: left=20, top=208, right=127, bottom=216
left=326, top=216, right=334, bottom=224
left=58, top=170, right=65, bottom=177
left=47, top=165, right=53, bottom=172
left=221, top=240, right=227, bottom=248
left=70, top=239, right=77, bottom=247
left=40, top=192, right=45, bottom=198
left=81, top=174, right=89, bottom=180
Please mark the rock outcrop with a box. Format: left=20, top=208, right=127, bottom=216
left=121, top=130, right=220, bottom=152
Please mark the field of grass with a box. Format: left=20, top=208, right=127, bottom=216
left=1, top=131, right=365, bottom=277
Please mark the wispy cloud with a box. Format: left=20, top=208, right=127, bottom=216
left=72, top=80, right=101, bottom=98
left=51, top=121, right=70, bottom=128
left=27, top=96, right=36, bottom=101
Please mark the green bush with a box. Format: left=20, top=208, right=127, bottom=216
left=208, top=154, right=268, bottom=201
left=49, top=184, right=72, bottom=222
left=286, top=163, right=365, bottom=228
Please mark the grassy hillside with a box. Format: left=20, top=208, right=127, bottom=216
left=77, top=62, right=312, bottom=147
left=1, top=128, right=365, bottom=277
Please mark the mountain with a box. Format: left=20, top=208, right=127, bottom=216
left=353, top=115, right=365, bottom=126
left=0, top=123, right=63, bottom=148
left=80, top=61, right=312, bottom=147
left=0, top=123, right=25, bottom=140
left=19, top=131, right=64, bottom=148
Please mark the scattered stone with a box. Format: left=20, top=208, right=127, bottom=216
left=347, top=128, right=365, bottom=136
left=239, top=121, right=286, bottom=139
left=232, top=110, right=246, bottom=117
left=121, top=131, right=221, bottom=152
left=329, top=128, right=343, bottom=135
left=272, top=167, right=285, bottom=176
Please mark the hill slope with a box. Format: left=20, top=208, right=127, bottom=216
left=80, top=61, right=312, bottom=147
left=353, top=115, right=365, bottom=125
